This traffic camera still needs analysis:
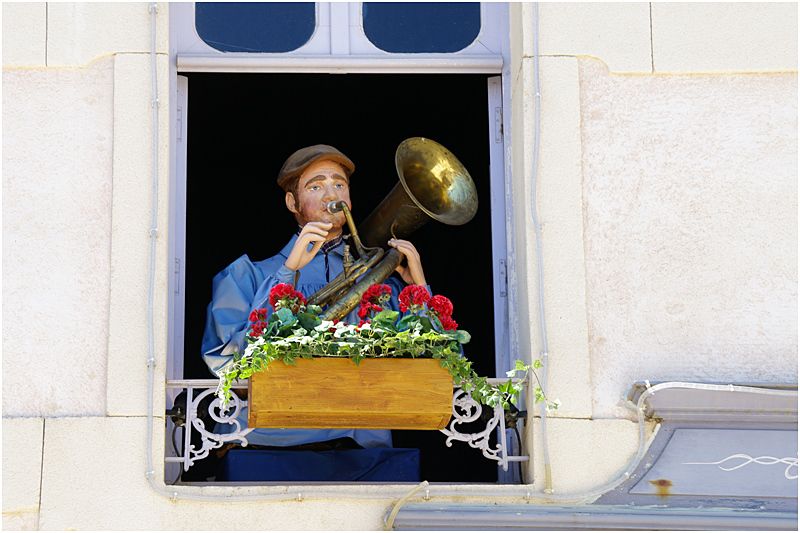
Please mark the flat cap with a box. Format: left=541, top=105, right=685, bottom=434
left=277, top=144, right=355, bottom=191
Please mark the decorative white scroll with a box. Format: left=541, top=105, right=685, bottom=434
left=684, top=453, right=799, bottom=480
left=439, top=388, right=524, bottom=471
left=168, top=382, right=527, bottom=474
left=183, top=387, right=253, bottom=471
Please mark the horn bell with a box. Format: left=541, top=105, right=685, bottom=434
left=358, top=137, right=479, bottom=248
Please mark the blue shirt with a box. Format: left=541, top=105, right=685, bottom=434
left=201, top=234, right=410, bottom=448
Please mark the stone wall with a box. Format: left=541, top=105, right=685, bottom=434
left=3, top=1, right=797, bottom=529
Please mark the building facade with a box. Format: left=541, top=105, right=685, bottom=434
left=3, top=2, right=797, bottom=530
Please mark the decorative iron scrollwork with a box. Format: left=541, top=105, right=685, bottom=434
left=439, top=388, right=523, bottom=471
left=167, top=381, right=528, bottom=474
left=182, top=387, right=253, bottom=471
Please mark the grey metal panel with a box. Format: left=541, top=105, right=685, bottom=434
left=598, top=383, right=797, bottom=512
left=629, top=382, right=798, bottom=424
left=392, top=503, right=798, bottom=530
left=629, top=428, right=797, bottom=498
left=393, top=383, right=799, bottom=529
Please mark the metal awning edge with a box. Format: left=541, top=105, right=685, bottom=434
left=392, top=503, right=798, bottom=530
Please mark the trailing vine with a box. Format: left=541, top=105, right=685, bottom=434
left=216, top=283, right=558, bottom=413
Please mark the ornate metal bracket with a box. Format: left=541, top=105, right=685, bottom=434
left=165, top=380, right=253, bottom=472
left=439, top=382, right=530, bottom=471
left=166, top=378, right=529, bottom=474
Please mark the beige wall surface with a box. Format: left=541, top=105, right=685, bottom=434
left=579, top=59, right=798, bottom=418
left=3, top=58, right=115, bottom=417
left=540, top=2, right=798, bottom=73
left=2, top=418, right=44, bottom=530
left=652, top=2, right=798, bottom=72
left=2, top=2, right=47, bottom=66
left=2, top=2, right=798, bottom=530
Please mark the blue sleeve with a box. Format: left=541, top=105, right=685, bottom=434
left=250, top=265, right=295, bottom=314
left=200, top=256, right=295, bottom=376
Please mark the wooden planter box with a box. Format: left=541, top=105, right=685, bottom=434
left=247, top=358, right=453, bottom=430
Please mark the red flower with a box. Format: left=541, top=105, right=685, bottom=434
left=428, top=295, right=454, bottom=318
left=439, top=315, right=459, bottom=331
left=398, top=285, right=430, bottom=313
left=249, top=320, right=266, bottom=337
left=361, top=284, right=391, bottom=306
left=268, top=283, right=306, bottom=311
left=357, top=284, right=391, bottom=320
left=269, top=283, right=296, bottom=309
left=358, top=302, right=382, bottom=320
left=358, top=319, right=370, bottom=327
left=249, top=308, right=268, bottom=323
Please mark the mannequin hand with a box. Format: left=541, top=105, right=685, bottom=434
left=389, top=238, right=427, bottom=286
left=284, top=222, right=333, bottom=272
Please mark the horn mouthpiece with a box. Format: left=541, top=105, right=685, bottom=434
left=326, top=201, right=345, bottom=214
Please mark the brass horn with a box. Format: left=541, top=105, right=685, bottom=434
left=307, top=137, right=478, bottom=320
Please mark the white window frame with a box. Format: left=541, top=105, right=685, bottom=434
left=167, top=1, right=520, bottom=484
left=175, top=2, right=505, bottom=71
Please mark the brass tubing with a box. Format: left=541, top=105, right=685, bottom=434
left=319, top=249, right=403, bottom=321
left=306, top=248, right=385, bottom=307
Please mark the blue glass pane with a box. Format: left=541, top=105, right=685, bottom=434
left=195, top=2, right=315, bottom=53
left=363, top=2, right=480, bottom=53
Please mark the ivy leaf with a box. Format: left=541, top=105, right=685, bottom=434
left=515, top=359, right=530, bottom=371
left=532, top=359, right=543, bottom=369
left=306, top=304, right=323, bottom=315
left=275, top=307, right=295, bottom=325
left=264, top=321, right=279, bottom=337
left=396, top=314, right=419, bottom=332
left=455, top=330, right=471, bottom=344
left=418, top=316, right=434, bottom=332
left=373, top=310, right=399, bottom=332
left=297, top=312, right=321, bottom=331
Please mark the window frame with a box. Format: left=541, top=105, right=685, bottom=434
left=174, top=3, right=505, bottom=60
left=166, top=1, right=522, bottom=486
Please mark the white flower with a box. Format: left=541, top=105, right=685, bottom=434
left=546, top=399, right=562, bottom=414
left=358, top=323, right=371, bottom=331
left=315, top=320, right=335, bottom=332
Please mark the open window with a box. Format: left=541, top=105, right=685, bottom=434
left=167, top=2, right=515, bottom=485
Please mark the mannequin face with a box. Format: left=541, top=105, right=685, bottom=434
left=285, top=159, right=351, bottom=235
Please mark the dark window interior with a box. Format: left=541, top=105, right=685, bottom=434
left=363, top=2, right=481, bottom=53
left=195, top=2, right=316, bottom=53
left=182, top=73, right=501, bottom=483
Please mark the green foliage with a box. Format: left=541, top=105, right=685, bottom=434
left=216, top=309, right=557, bottom=415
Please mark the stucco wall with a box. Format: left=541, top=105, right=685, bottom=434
left=579, top=60, right=798, bottom=418
left=2, top=1, right=798, bottom=530
left=3, top=57, right=114, bottom=416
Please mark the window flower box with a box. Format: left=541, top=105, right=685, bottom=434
left=217, top=283, right=544, bottom=432
left=247, top=357, right=453, bottom=429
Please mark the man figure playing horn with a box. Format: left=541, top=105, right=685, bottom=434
left=201, top=144, right=428, bottom=452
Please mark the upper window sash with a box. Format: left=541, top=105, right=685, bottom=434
left=175, top=2, right=505, bottom=59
